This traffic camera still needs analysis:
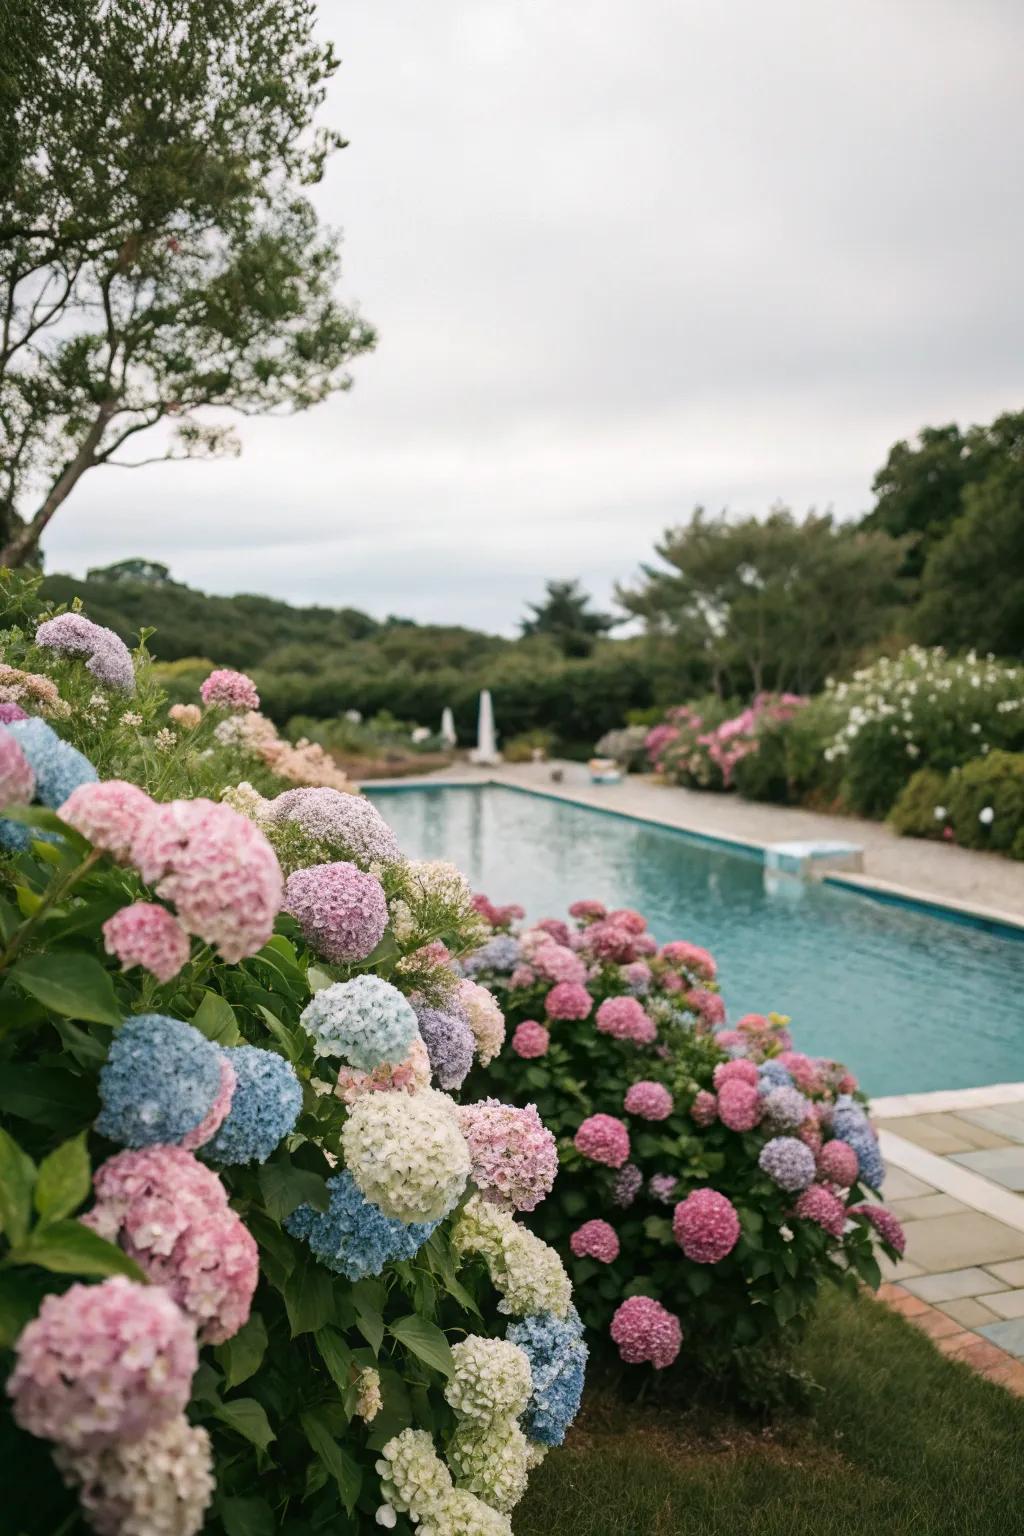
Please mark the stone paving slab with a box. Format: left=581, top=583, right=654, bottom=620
left=938, top=1298, right=1001, bottom=1327
left=978, top=1319, right=1024, bottom=1358
left=958, top=1106, right=1024, bottom=1144
left=904, top=1268, right=1009, bottom=1303
left=875, top=1112, right=1015, bottom=1155
left=976, top=1290, right=1024, bottom=1320
left=893, top=1212, right=1024, bottom=1270
left=949, top=1147, right=1024, bottom=1191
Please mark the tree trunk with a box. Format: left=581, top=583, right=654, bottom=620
left=0, top=403, right=114, bottom=566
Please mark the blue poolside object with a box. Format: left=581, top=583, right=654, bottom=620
left=367, top=784, right=1024, bottom=1096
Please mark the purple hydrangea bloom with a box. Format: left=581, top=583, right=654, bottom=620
left=758, top=1135, right=816, bottom=1192
left=35, top=613, right=135, bottom=692
left=648, top=1174, right=678, bottom=1205
left=284, top=861, right=388, bottom=963
left=413, top=1000, right=475, bottom=1090
left=611, top=1162, right=643, bottom=1208
left=463, top=934, right=522, bottom=976
left=760, top=1084, right=810, bottom=1132
left=265, top=787, right=401, bottom=866
left=0, top=702, right=28, bottom=723
left=839, top=1127, right=885, bottom=1190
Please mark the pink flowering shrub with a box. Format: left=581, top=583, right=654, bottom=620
left=651, top=693, right=809, bottom=793
left=465, top=894, right=895, bottom=1398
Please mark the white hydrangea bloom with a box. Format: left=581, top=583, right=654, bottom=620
left=448, top=1417, right=530, bottom=1514
left=445, top=1336, right=532, bottom=1423
left=343, top=1087, right=470, bottom=1222
left=376, top=1428, right=452, bottom=1520
left=419, top=1489, right=513, bottom=1536
left=452, top=1196, right=572, bottom=1318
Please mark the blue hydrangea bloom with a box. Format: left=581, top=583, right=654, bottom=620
left=463, top=934, right=521, bottom=976
left=285, top=1171, right=439, bottom=1279
left=413, top=1000, right=475, bottom=1090
left=203, top=1044, right=302, bottom=1164
left=97, top=1013, right=222, bottom=1147
left=0, top=719, right=97, bottom=851
left=507, top=1308, right=588, bottom=1447
left=758, top=1060, right=793, bottom=1090
left=299, top=975, right=418, bottom=1071
left=839, top=1126, right=885, bottom=1190
left=758, top=1135, right=816, bottom=1192
left=831, top=1095, right=870, bottom=1139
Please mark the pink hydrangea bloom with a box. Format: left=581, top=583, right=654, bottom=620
left=59, top=779, right=154, bottom=863
left=660, top=941, right=717, bottom=980
left=716, top=1079, right=762, bottom=1132
left=778, top=1051, right=824, bottom=1094
left=595, top=996, right=654, bottom=1042
left=817, top=1140, right=859, bottom=1188
left=535, top=917, right=572, bottom=945
left=610, top=1296, right=682, bottom=1369
left=180, top=1056, right=237, bottom=1152
left=86, top=1146, right=257, bottom=1344
left=837, top=1071, right=859, bottom=1095
left=687, top=988, right=726, bottom=1029
left=570, top=1219, right=620, bottom=1263
left=797, top=1117, right=823, bottom=1154
left=795, top=1183, right=846, bottom=1238
left=581, top=919, right=644, bottom=964
left=545, top=981, right=593, bottom=1020
left=673, top=1188, right=741, bottom=1263
left=457, top=1099, right=558, bottom=1212
left=568, top=899, right=606, bottom=922
left=335, top=1036, right=432, bottom=1104
left=471, top=893, right=525, bottom=928
left=103, top=902, right=192, bottom=984
left=623, top=960, right=651, bottom=988
left=532, top=942, right=588, bottom=986
left=715, top=1030, right=743, bottom=1052
left=605, top=907, right=643, bottom=933
left=131, top=798, right=283, bottom=962
left=284, top=861, right=387, bottom=963
left=574, top=1113, right=630, bottom=1168
left=850, top=1203, right=906, bottom=1255
left=0, top=729, right=35, bottom=807
left=200, top=668, right=260, bottom=711
left=0, top=701, right=29, bottom=723
left=690, top=1089, right=718, bottom=1126
left=509, top=965, right=536, bottom=989
left=511, top=1020, right=550, bottom=1058
left=659, top=970, right=684, bottom=994
left=623, top=1080, right=673, bottom=1120
left=713, top=1058, right=759, bottom=1090
left=8, top=1276, right=197, bottom=1449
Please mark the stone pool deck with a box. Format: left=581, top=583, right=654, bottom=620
left=384, top=758, right=1024, bottom=924
left=871, top=1086, right=1024, bottom=1392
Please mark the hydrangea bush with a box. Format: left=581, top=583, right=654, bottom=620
left=463, top=898, right=901, bottom=1403
left=0, top=604, right=586, bottom=1536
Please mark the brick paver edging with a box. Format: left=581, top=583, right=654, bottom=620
left=877, top=1283, right=1024, bottom=1395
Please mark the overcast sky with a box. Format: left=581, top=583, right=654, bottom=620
left=44, top=0, right=1024, bottom=633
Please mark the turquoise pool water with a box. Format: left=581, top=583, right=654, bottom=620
left=367, top=784, right=1024, bottom=1096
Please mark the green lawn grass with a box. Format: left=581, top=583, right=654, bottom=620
left=516, top=1291, right=1024, bottom=1536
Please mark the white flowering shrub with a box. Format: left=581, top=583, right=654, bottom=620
left=801, top=646, right=1024, bottom=817
left=0, top=578, right=583, bottom=1536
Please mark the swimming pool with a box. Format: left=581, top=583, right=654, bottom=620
left=367, top=783, right=1024, bottom=1096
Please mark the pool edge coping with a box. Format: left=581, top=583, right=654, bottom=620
left=363, top=772, right=1024, bottom=941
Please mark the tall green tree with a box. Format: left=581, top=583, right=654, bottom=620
left=862, top=411, right=1024, bottom=578
left=520, top=579, right=615, bottom=658
left=0, top=0, right=374, bottom=565
left=915, top=458, right=1024, bottom=656
left=618, top=507, right=905, bottom=697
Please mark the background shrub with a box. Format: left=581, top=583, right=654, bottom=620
left=888, top=769, right=950, bottom=839
left=946, top=751, right=1024, bottom=858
